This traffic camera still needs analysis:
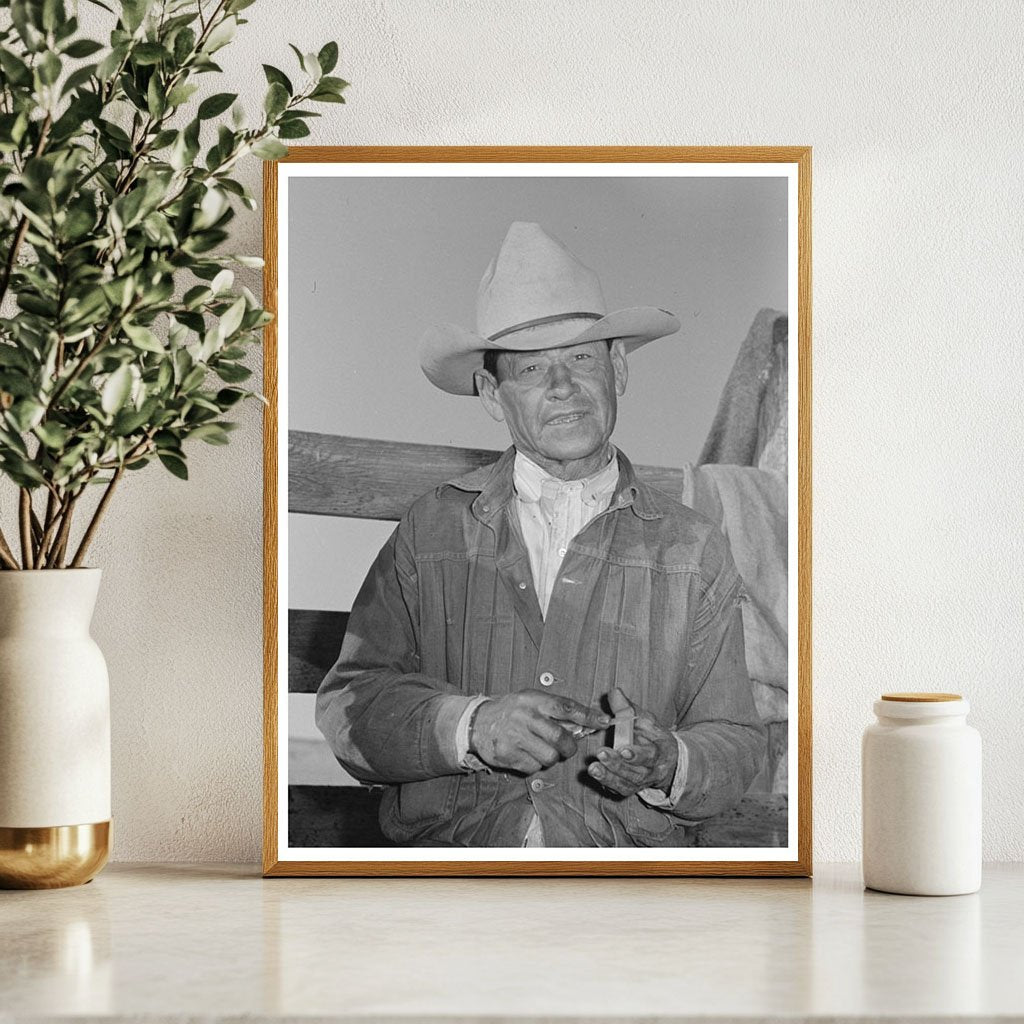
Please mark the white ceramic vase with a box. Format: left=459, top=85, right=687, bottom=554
left=0, top=569, right=111, bottom=888
left=862, top=692, right=981, bottom=896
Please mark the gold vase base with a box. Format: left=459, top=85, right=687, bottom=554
left=0, top=821, right=111, bottom=889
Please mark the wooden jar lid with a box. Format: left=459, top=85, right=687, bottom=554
left=881, top=692, right=962, bottom=702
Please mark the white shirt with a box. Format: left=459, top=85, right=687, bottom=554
left=512, top=448, right=621, bottom=617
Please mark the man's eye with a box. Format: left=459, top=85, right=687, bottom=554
left=519, top=363, right=538, bottom=375
left=574, top=352, right=591, bottom=361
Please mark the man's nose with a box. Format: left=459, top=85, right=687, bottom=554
left=545, top=361, right=579, bottom=397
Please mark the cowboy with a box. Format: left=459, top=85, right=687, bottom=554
left=316, top=222, right=766, bottom=847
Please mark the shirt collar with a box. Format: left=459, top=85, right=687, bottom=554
left=513, top=447, right=620, bottom=508
left=442, top=445, right=664, bottom=522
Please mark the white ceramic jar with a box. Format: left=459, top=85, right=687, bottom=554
left=862, top=692, right=981, bottom=895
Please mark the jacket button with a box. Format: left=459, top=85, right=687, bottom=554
left=530, top=779, right=544, bottom=792
left=518, top=582, right=527, bottom=590
left=539, top=672, right=554, bottom=687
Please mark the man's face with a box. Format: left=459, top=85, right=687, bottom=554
left=476, top=339, right=628, bottom=480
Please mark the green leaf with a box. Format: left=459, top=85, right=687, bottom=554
left=182, top=285, right=211, bottom=311
left=0, top=420, right=30, bottom=455
left=132, top=42, right=168, bottom=66
left=63, top=38, right=104, bottom=58
left=58, top=14, right=79, bottom=42
left=210, top=269, right=234, bottom=294
left=198, top=91, right=237, bottom=119
left=0, top=49, right=33, bottom=87
left=277, top=120, right=310, bottom=140
left=166, top=81, right=199, bottom=107
left=203, top=15, right=236, bottom=53
left=101, top=364, right=133, bottom=414
left=158, top=452, right=188, bottom=479
left=17, top=292, right=58, bottom=317
left=10, top=1, right=45, bottom=52
left=42, top=0, right=67, bottom=33
left=34, top=421, right=70, bottom=449
left=96, top=44, right=127, bottom=82
left=189, top=422, right=230, bottom=445
left=168, top=118, right=200, bottom=170
left=300, top=50, right=321, bottom=80
left=318, top=41, right=339, bottom=75
left=98, top=118, right=132, bottom=148
left=319, top=76, right=349, bottom=93
left=195, top=186, right=227, bottom=229
left=112, top=404, right=151, bottom=435
left=309, top=88, right=346, bottom=104
left=173, top=26, right=196, bottom=65
left=251, top=137, right=287, bottom=160
left=147, top=74, right=166, bottom=117
left=214, top=362, right=251, bottom=384
left=149, top=128, right=177, bottom=149
left=0, top=347, right=30, bottom=371
left=38, top=51, right=62, bottom=86
left=112, top=188, right=147, bottom=229
left=263, top=81, right=288, bottom=117
left=155, top=359, right=173, bottom=391
left=123, top=321, right=164, bottom=353
left=218, top=296, right=246, bottom=339
left=9, top=399, right=45, bottom=432
left=181, top=364, right=206, bottom=391
left=1, top=455, right=46, bottom=487
left=262, top=63, right=292, bottom=95
left=215, top=388, right=247, bottom=408
left=226, top=0, right=257, bottom=11
left=120, top=0, right=151, bottom=31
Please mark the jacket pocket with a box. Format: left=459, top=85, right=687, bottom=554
left=380, top=775, right=461, bottom=842
left=623, top=798, right=691, bottom=847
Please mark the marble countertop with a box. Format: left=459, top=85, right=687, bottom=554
left=2, top=862, right=1022, bottom=1022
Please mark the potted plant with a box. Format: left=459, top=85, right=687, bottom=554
left=0, top=0, right=344, bottom=887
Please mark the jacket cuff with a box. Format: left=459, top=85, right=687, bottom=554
left=639, top=733, right=689, bottom=808
left=454, top=695, right=492, bottom=771
left=427, top=693, right=488, bottom=774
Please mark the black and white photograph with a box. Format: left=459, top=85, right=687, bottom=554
left=266, top=149, right=810, bottom=875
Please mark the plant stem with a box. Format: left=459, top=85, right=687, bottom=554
left=29, top=506, right=43, bottom=546
left=45, top=492, right=79, bottom=569
left=0, top=526, right=19, bottom=570
left=0, top=216, right=31, bottom=311
left=70, top=465, right=124, bottom=567
left=18, top=489, right=34, bottom=569
left=0, top=113, right=52, bottom=310
left=36, top=487, right=65, bottom=566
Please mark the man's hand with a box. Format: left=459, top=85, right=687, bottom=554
left=471, top=690, right=610, bottom=774
left=587, top=688, right=678, bottom=798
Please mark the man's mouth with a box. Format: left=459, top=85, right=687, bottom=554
left=545, top=411, right=588, bottom=426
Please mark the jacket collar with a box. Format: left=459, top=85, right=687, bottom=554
left=441, top=445, right=664, bottom=523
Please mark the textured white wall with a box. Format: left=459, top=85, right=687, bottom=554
left=83, top=0, right=1024, bottom=862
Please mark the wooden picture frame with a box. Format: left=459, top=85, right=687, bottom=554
left=263, top=147, right=812, bottom=877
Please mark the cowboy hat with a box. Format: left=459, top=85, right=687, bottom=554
left=419, top=221, right=681, bottom=395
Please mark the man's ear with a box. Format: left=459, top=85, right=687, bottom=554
left=475, top=370, right=506, bottom=423
left=610, top=340, right=628, bottom=397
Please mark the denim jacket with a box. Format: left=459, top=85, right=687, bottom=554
left=316, top=447, right=766, bottom=848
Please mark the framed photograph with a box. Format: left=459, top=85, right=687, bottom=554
left=263, top=147, right=811, bottom=877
